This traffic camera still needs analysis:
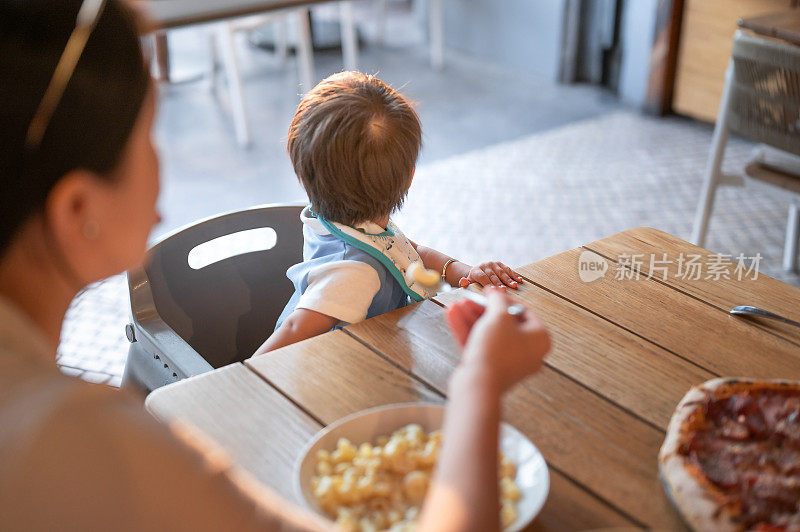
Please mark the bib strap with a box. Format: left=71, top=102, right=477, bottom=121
left=316, top=215, right=427, bottom=302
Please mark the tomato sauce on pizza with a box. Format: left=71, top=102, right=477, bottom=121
left=660, top=379, right=800, bottom=532
left=681, top=390, right=800, bottom=530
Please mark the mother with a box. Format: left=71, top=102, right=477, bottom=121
left=0, top=1, right=550, bottom=530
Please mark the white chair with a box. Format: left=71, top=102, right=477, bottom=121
left=691, top=31, right=800, bottom=272
left=209, top=9, right=315, bottom=148
left=155, top=2, right=359, bottom=149
left=376, top=0, right=444, bottom=69
left=211, top=2, right=360, bottom=148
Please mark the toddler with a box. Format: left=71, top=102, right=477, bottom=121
left=255, top=72, right=522, bottom=354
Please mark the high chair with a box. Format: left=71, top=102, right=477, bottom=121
left=122, top=204, right=304, bottom=393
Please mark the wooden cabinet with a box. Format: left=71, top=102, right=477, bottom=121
left=672, top=0, right=791, bottom=122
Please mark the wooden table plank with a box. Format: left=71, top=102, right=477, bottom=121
left=245, top=330, right=443, bottom=425
left=345, top=302, right=686, bottom=528
left=345, top=303, right=457, bottom=391
left=532, top=473, right=638, bottom=532
left=435, top=284, right=714, bottom=430
left=344, top=302, right=462, bottom=391
left=517, top=248, right=800, bottom=381
left=585, top=227, right=800, bottom=344
left=146, top=363, right=321, bottom=503
left=503, top=371, right=680, bottom=528
left=247, top=325, right=636, bottom=531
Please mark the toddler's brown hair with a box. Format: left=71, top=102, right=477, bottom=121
left=287, top=71, right=422, bottom=226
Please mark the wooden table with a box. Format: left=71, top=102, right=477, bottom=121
left=143, top=0, right=344, bottom=31
left=739, top=9, right=800, bottom=47
left=146, top=227, right=800, bottom=530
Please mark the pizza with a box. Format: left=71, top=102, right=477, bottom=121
left=659, top=378, right=800, bottom=532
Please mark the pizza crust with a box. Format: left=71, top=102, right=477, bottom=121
left=658, top=377, right=800, bottom=532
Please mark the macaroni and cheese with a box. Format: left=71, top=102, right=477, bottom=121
left=310, top=424, right=520, bottom=531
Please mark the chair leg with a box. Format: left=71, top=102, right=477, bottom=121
left=784, top=201, right=800, bottom=272
left=217, top=23, right=251, bottom=148
left=340, top=1, right=359, bottom=71
left=376, top=0, right=388, bottom=45
left=295, top=9, right=315, bottom=92
left=275, top=16, right=289, bottom=65
left=208, top=32, right=220, bottom=93
left=429, top=0, right=444, bottom=69
left=691, top=128, right=728, bottom=248
left=155, top=32, right=171, bottom=82
left=691, top=61, right=734, bottom=248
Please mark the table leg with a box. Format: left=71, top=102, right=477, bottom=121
left=147, top=31, right=205, bottom=86
left=155, top=32, right=171, bottom=82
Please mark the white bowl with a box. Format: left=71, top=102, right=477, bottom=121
left=294, top=403, right=549, bottom=531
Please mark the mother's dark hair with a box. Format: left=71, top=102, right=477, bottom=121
left=0, top=0, right=149, bottom=256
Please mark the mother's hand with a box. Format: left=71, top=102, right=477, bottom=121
left=446, top=287, right=550, bottom=392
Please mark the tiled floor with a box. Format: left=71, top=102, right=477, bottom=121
left=396, top=111, right=799, bottom=284
left=151, top=9, right=620, bottom=235
left=58, top=275, right=128, bottom=386
left=56, top=5, right=799, bottom=385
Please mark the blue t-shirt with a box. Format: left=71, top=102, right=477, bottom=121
left=275, top=210, right=414, bottom=330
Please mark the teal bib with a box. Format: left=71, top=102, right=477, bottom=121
left=315, top=215, right=435, bottom=302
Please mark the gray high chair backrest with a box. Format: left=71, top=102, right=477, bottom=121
left=123, top=203, right=304, bottom=393
left=728, top=31, right=800, bottom=157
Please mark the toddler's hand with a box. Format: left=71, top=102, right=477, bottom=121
left=459, top=261, right=523, bottom=289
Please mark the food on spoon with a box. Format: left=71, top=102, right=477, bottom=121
left=406, top=262, right=441, bottom=290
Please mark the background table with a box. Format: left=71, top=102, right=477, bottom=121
left=739, top=9, right=800, bottom=47
left=143, top=0, right=346, bottom=31
left=146, top=227, right=800, bottom=530
left=138, top=0, right=359, bottom=147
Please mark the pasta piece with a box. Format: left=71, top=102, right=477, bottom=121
left=501, top=476, right=521, bottom=502
left=500, top=502, right=518, bottom=528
